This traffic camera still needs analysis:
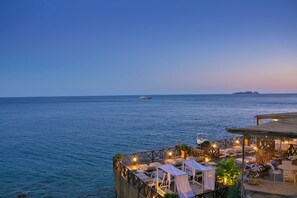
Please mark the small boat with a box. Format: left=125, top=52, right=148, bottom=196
left=196, top=132, right=209, bottom=148
left=139, top=96, right=151, bottom=99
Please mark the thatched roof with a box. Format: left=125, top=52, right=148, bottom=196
left=226, top=112, right=297, bottom=138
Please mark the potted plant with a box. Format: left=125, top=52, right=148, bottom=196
left=216, top=157, right=240, bottom=186
left=244, top=134, right=251, bottom=146
left=227, top=182, right=241, bottom=198
left=114, top=153, right=123, bottom=161
left=164, top=193, right=179, bottom=198
left=200, top=140, right=211, bottom=149
left=180, top=144, right=189, bottom=159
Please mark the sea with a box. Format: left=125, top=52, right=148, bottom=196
left=1, top=94, right=297, bottom=197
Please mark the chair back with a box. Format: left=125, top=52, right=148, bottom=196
left=268, top=163, right=275, bottom=171
left=283, top=169, right=294, bottom=177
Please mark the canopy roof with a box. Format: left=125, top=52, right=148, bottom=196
left=184, top=160, right=214, bottom=171
left=226, top=112, right=297, bottom=138
left=159, top=164, right=187, bottom=176
left=255, top=112, right=297, bottom=120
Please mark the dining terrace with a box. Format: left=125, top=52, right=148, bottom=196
left=113, top=145, right=230, bottom=198
left=113, top=112, right=297, bottom=198
left=226, top=112, right=297, bottom=198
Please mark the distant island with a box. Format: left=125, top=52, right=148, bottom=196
left=233, top=91, right=260, bottom=95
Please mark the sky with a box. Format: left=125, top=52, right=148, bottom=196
left=0, top=0, right=297, bottom=97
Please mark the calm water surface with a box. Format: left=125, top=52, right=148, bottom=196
left=1, top=94, right=297, bottom=197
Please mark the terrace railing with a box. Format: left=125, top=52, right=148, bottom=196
left=114, top=154, right=229, bottom=198
left=212, top=136, right=257, bottom=150
left=207, top=136, right=258, bottom=158
left=121, top=146, right=180, bottom=165
left=121, top=136, right=258, bottom=165
left=113, top=159, right=162, bottom=198
left=114, top=146, right=231, bottom=198
left=195, top=184, right=228, bottom=198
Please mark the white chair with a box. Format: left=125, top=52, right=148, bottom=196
left=283, top=169, right=296, bottom=183
left=268, top=163, right=282, bottom=182
left=138, top=164, right=149, bottom=171
left=186, top=156, right=196, bottom=160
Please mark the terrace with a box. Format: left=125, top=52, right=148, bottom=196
left=113, top=145, right=229, bottom=198
left=226, top=112, right=297, bottom=198
left=113, top=134, right=258, bottom=198
left=113, top=112, right=297, bottom=198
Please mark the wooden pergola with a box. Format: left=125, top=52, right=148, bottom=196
left=227, top=112, right=297, bottom=138
left=225, top=112, right=297, bottom=198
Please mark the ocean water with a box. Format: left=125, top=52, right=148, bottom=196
left=1, top=94, right=297, bottom=197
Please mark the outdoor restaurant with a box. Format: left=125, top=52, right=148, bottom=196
left=113, top=112, right=297, bottom=198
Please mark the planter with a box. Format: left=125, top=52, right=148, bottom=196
left=181, top=150, right=188, bottom=159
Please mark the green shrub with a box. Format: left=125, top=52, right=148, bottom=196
left=114, top=153, right=123, bottom=160
left=216, top=157, right=240, bottom=186
left=180, top=144, right=189, bottom=151
left=200, top=140, right=211, bottom=148
left=164, top=193, right=179, bottom=198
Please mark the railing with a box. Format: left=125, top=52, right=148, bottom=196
left=189, top=147, right=204, bottom=157
left=195, top=185, right=229, bottom=198
left=121, top=146, right=180, bottom=165
left=207, top=136, right=257, bottom=158
left=114, top=146, right=229, bottom=198
left=212, top=136, right=257, bottom=150
left=114, top=158, right=162, bottom=198
left=114, top=156, right=229, bottom=198
left=121, top=137, right=258, bottom=165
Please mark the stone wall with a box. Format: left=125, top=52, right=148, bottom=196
left=114, top=168, right=146, bottom=198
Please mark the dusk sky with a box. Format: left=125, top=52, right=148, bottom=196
left=0, top=0, right=297, bottom=97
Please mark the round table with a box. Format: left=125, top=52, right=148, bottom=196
left=278, top=164, right=297, bottom=183
left=278, top=165, right=297, bottom=171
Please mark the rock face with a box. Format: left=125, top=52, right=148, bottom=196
left=18, top=194, right=27, bottom=198
left=233, top=91, right=260, bottom=95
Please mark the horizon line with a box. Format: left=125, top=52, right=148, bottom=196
left=1, top=92, right=297, bottom=98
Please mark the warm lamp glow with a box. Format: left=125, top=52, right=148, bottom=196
left=272, top=119, right=279, bottom=122
left=133, top=157, right=137, bottom=162
left=212, top=144, right=217, bottom=148
left=235, top=140, right=239, bottom=144
left=285, top=141, right=289, bottom=144
left=253, top=147, right=258, bottom=151
left=205, top=157, right=210, bottom=162
left=223, top=177, right=227, bottom=185
left=168, top=151, right=172, bottom=156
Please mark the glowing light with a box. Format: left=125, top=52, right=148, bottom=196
left=168, top=151, right=172, bottom=156
left=223, top=177, right=228, bottom=185
left=235, top=140, right=240, bottom=144
left=272, top=119, right=279, bottom=122
left=285, top=141, right=289, bottom=144
left=133, top=157, right=137, bottom=162
left=253, top=147, right=258, bottom=151
left=212, top=144, right=217, bottom=148
left=205, top=157, right=210, bottom=162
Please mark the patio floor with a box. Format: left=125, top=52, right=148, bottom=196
left=244, top=179, right=297, bottom=197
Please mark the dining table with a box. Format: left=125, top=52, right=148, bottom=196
left=278, top=164, right=297, bottom=183
left=278, top=164, right=297, bottom=171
